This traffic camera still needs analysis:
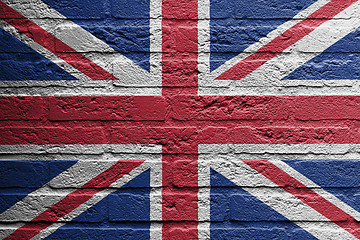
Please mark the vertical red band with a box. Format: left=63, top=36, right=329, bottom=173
left=4, top=160, right=144, bottom=240
left=162, top=0, right=198, bottom=95
left=162, top=145, right=199, bottom=239
left=161, top=0, right=199, bottom=238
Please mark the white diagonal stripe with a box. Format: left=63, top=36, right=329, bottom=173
left=211, top=161, right=357, bottom=240
left=0, top=160, right=150, bottom=239
left=270, top=160, right=360, bottom=221
left=198, top=0, right=360, bottom=95
left=0, top=19, right=91, bottom=81
left=1, top=0, right=162, bottom=93
left=242, top=1, right=360, bottom=84
left=2, top=0, right=150, bottom=76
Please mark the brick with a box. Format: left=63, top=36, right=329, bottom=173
left=292, top=96, right=360, bottom=120
left=170, top=96, right=292, bottom=120
left=55, top=25, right=149, bottom=53
left=69, top=199, right=107, bottom=223
left=227, top=127, right=358, bottom=144
left=211, top=0, right=317, bottom=19
left=108, top=193, right=149, bottom=221
left=162, top=57, right=198, bottom=87
left=210, top=193, right=229, bottom=221
left=0, top=97, right=44, bottom=120
left=46, top=0, right=105, bottom=19
left=284, top=160, right=360, bottom=187
left=0, top=127, right=106, bottom=144
left=162, top=222, right=198, bottom=240
left=230, top=194, right=285, bottom=221
left=0, top=161, right=47, bottom=187
left=210, top=25, right=279, bottom=53
left=162, top=192, right=198, bottom=221
left=162, top=24, right=198, bottom=53
left=229, top=193, right=349, bottom=221
left=39, top=228, right=150, bottom=240
left=49, top=96, right=166, bottom=121
left=170, top=160, right=198, bottom=188
left=163, top=0, right=198, bottom=19
left=111, top=0, right=149, bottom=19
left=210, top=228, right=287, bottom=240
left=0, top=59, right=71, bottom=81
left=109, top=127, right=198, bottom=146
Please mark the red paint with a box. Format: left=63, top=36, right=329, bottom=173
left=0, top=127, right=107, bottom=145
left=0, top=97, right=44, bottom=120
left=2, top=96, right=360, bottom=145
left=4, top=160, right=144, bottom=240
left=162, top=145, right=199, bottom=238
left=162, top=0, right=198, bottom=95
left=216, top=0, right=358, bottom=80
left=49, top=96, right=167, bottom=121
left=0, top=2, right=118, bottom=80
left=1, top=0, right=360, bottom=239
left=161, top=0, right=199, bottom=237
left=244, top=160, right=360, bottom=239
left=4, top=96, right=360, bottom=123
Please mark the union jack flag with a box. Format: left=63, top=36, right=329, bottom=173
left=0, top=0, right=360, bottom=239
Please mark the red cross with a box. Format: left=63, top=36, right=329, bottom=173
left=2, top=0, right=360, bottom=239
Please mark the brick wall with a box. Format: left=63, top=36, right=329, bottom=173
left=1, top=0, right=360, bottom=239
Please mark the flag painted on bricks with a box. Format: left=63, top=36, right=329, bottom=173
left=1, top=0, right=360, bottom=239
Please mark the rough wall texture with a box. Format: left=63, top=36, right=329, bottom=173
left=1, top=0, right=360, bottom=239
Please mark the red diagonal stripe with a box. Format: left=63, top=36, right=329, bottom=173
left=0, top=1, right=118, bottom=80
left=4, top=160, right=144, bottom=240
left=216, top=0, right=358, bottom=80
left=243, top=160, right=360, bottom=239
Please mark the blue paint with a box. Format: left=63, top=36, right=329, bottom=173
left=46, top=169, right=151, bottom=240
left=0, top=28, right=76, bottom=80
left=210, top=169, right=317, bottom=239
left=210, top=0, right=317, bottom=71
left=0, top=160, right=77, bottom=214
left=42, top=0, right=151, bottom=71
left=284, top=160, right=360, bottom=212
left=44, top=224, right=150, bottom=240
left=284, top=27, right=360, bottom=80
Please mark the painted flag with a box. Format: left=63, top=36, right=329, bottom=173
left=1, top=0, right=360, bottom=239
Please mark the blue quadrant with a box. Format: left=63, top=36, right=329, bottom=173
left=42, top=0, right=151, bottom=72
left=0, top=28, right=76, bottom=80
left=0, top=160, right=77, bottom=214
left=210, top=168, right=317, bottom=239
left=210, top=0, right=317, bottom=72
left=45, top=169, right=151, bottom=240
left=284, top=27, right=360, bottom=80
